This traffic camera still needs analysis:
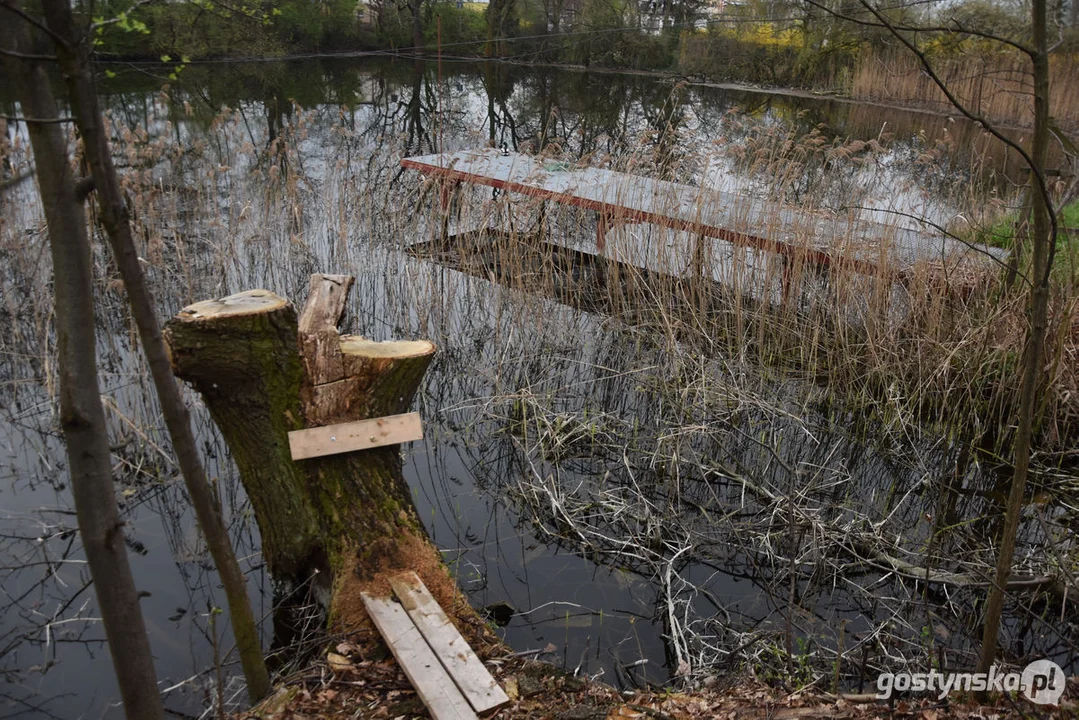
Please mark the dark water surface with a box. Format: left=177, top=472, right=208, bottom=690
left=1, top=57, right=1073, bottom=719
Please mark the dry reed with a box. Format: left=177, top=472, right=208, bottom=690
left=850, top=49, right=1079, bottom=134
left=2, top=75, right=1077, bottom=703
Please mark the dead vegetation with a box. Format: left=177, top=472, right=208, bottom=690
left=245, top=637, right=1079, bottom=719
left=2, top=66, right=1078, bottom=717
left=850, top=49, right=1079, bottom=134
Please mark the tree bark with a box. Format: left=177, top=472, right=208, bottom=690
left=165, top=276, right=436, bottom=590
left=0, top=11, right=165, bottom=720
left=37, top=0, right=271, bottom=701
left=412, top=0, right=425, bottom=54
left=976, top=0, right=1053, bottom=680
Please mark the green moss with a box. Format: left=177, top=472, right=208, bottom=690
left=1064, top=199, right=1079, bottom=229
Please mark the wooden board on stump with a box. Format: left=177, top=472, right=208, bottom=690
left=288, top=412, right=424, bottom=460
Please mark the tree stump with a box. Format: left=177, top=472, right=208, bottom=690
left=165, top=275, right=436, bottom=594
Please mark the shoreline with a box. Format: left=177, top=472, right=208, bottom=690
left=95, top=50, right=1053, bottom=135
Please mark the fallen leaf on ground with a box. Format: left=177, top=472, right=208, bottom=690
left=326, top=652, right=352, bottom=671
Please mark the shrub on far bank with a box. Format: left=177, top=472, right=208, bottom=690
left=565, top=27, right=675, bottom=70
left=96, top=0, right=366, bottom=60
left=89, top=0, right=1079, bottom=138
left=373, top=1, right=488, bottom=53
left=560, top=0, right=675, bottom=70
left=97, top=2, right=285, bottom=59
left=274, top=0, right=360, bottom=49
left=677, top=24, right=858, bottom=89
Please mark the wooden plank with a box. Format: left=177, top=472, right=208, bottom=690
left=390, top=573, right=510, bottom=714
left=288, top=412, right=423, bottom=461
left=362, top=592, right=478, bottom=720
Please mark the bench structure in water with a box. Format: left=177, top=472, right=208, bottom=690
left=401, top=148, right=1005, bottom=298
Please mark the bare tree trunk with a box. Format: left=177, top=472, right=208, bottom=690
left=977, top=0, right=1053, bottom=679
left=412, top=0, right=425, bottom=53
left=0, top=11, right=165, bottom=720
left=37, top=0, right=271, bottom=701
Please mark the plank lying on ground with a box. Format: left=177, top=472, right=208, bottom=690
left=288, top=412, right=423, bottom=460
left=361, top=592, right=478, bottom=720
left=390, top=572, right=510, bottom=713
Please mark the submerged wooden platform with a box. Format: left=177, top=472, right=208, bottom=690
left=362, top=572, right=509, bottom=720
left=401, top=148, right=1005, bottom=286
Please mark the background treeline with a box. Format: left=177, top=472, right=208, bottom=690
left=93, top=0, right=1079, bottom=129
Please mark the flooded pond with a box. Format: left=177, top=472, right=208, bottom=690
left=1, top=57, right=1075, bottom=719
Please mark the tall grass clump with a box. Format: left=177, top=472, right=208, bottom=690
left=91, top=78, right=1079, bottom=532
left=850, top=47, right=1079, bottom=133
left=417, top=174, right=1078, bottom=454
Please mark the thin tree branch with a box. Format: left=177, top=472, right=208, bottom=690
left=0, top=169, right=35, bottom=191
left=799, top=0, right=1034, bottom=56
left=0, top=0, right=70, bottom=48
left=0, top=46, right=56, bottom=60
left=839, top=205, right=1029, bottom=284
left=89, top=0, right=156, bottom=29
left=1048, top=123, right=1079, bottom=159
left=944, top=18, right=1033, bottom=54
